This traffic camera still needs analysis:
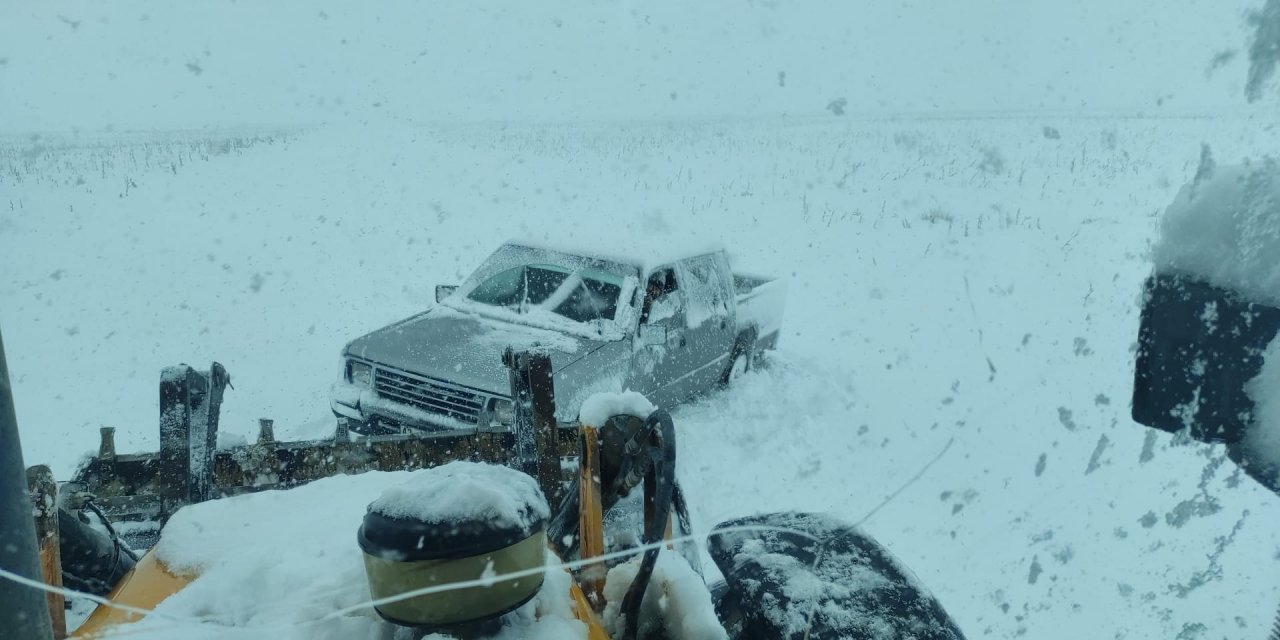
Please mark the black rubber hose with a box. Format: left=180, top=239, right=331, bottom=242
left=620, top=410, right=677, bottom=640
left=547, top=477, right=582, bottom=559
left=58, top=508, right=136, bottom=596
left=548, top=449, right=645, bottom=559
left=548, top=416, right=654, bottom=559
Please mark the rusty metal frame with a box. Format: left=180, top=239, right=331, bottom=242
left=62, top=354, right=581, bottom=545
left=28, top=465, right=65, bottom=639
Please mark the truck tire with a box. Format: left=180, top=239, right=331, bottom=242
left=721, top=331, right=756, bottom=385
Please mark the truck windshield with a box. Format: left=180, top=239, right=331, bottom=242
left=466, top=263, right=623, bottom=323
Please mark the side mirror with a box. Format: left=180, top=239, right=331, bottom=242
left=639, top=325, right=667, bottom=346
left=1132, top=163, right=1280, bottom=496
left=435, top=284, right=457, bottom=303
left=709, top=512, right=966, bottom=640
left=1132, top=273, right=1280, bottom=494
left=1133, top=274, right=1279, bottom=442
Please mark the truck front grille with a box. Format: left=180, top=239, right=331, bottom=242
left=373, top=369, right=484, bottom=425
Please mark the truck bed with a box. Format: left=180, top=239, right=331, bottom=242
left=734, top=273, right=787, bottom=346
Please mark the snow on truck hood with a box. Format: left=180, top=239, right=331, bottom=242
left=344, top=305, right=602, bottom=394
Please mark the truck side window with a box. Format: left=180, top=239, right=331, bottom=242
left=640, top=269, right=679, bottom=324
left=467, top=266, right=525, bottom=306
left=681, top=255, right=729, bottom=326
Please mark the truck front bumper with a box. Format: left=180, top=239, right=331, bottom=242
left=330, top=379, right=508, bottom=432
left=330, top=379, right=366, bottom=421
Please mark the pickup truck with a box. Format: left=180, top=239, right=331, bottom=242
left=330, top=241, right=787, bottom=434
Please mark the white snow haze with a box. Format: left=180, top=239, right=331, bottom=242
left=1, top=1, right=1278, bottom=639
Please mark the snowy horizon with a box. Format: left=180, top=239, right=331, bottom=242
left=0, top=1, right=1274, bottom=134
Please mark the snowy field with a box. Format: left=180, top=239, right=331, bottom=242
left=3, top=116, right=1279, bottom=638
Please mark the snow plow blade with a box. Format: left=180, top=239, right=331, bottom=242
left=62, top=361, right=577, bottom=549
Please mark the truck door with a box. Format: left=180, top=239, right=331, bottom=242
left=632, top=267, right=695, bottom=409
left=676, top=253, right=736, bottom=391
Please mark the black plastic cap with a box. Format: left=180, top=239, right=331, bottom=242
left=358, top=507, right=547, bottom=562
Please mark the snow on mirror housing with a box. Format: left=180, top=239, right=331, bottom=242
left=1133, top=161, right=1280, bottom=495
left=357, top=462, right=551, bottom=630
left=435, top=284, right=458, bottom=303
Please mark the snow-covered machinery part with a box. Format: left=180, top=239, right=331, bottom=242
left=610, top=410, right=678, bottom=640
left=708, top=512, right=967, bottom=640
left=503, top=346, right=563, bottom=507
left=546, top=392, right=969, bottom=639
left=62, top=357, right=580, bottom=551
left=159, top=362, right=232, bottom=509
left=1132, top=162, right=1280, bottom=496
left=547, top=410, right=694, bottom=565
left=12, top=341, right=972, bottom=640
left=1132, top=162, right=1280, bottom=640
left=357, top=461, right=551, bottom=631
left=550, top=405, right=698, bottom=640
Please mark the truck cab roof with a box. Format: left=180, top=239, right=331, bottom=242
left=504, top=238, right=727, bottom=273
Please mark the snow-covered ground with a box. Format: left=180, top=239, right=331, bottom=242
left=3, top=1, right=1280, bottom=638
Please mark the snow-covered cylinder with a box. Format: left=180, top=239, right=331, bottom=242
left=357, top=461, right=551, bottom=629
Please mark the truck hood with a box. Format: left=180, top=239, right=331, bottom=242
left=343, top=307, right=606, bottom=395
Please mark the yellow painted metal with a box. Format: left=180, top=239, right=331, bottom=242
left=71, top=546, right=611, bottom=639
left=577, top=425, right=606, bottom=609
left=71, top=551, right=191, bottom=638
left=568, top=576, right=611, bottom=640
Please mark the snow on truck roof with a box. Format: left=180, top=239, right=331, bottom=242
left=506, top=236, right=726, bottom=272
left=1153, top=159, right=1280, bottom=308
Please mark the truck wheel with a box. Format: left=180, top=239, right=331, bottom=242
left=721, top=334, right=755, bottom=385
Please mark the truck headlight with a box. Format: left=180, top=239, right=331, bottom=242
left=491, top=398, right=514, bottom=426
left=347, top=361, right=373, bottom=387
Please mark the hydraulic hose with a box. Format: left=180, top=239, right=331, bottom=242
left=619, top=410, right=677, bottom=640
left=58, top=507, right=137, bottom=596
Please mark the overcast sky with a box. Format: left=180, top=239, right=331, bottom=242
left=0, top=0, right=1270, bottom=132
